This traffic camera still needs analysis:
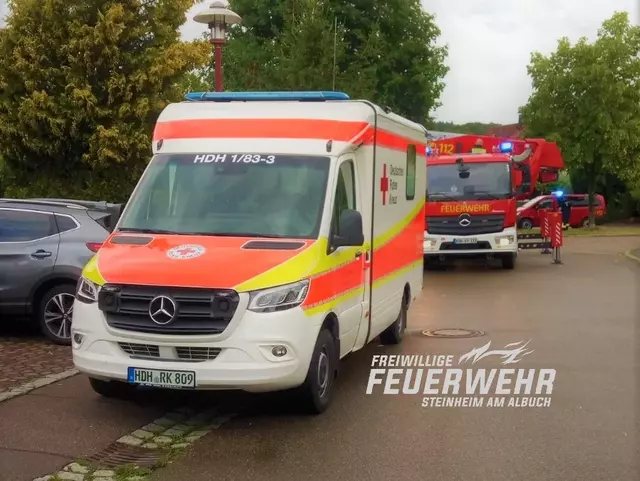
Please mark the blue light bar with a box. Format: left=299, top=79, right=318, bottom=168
left=552, top=190, right=564, bottom=197
left=499, top=141, right=513, bottom=153
left=183, top=91, right=351, bottom=102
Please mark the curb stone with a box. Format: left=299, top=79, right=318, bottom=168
left=0, top=369, right=79, bottom=404
left=33, top=408, right=236, bottom=481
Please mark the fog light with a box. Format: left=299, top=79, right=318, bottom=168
left=72, top=333, right=85, bottom=348
left=272, top=346, right=287, bottom=357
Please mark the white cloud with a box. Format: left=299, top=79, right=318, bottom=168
left=424, top=0, right=639, bottom=123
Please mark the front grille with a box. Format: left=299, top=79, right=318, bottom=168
left=119, top=342, right=159, bottom=358
left=100, top=284, right=240, bottom=335
left=440, top=241, right=492, bottom=251
left=176, top=346, right=221, bottom=361
left=427, top=214, right=505, bottom=236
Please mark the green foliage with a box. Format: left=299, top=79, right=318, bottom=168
left=519, top=11, right=640, bottom=226
left=0, top=0, right=209, bottom=202
left=196, top=0, right=448, bottom=124
left=427, top=121, right=502, bottom=135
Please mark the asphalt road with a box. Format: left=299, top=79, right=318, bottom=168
left=151, top=238, right=639, bottom=481
left=1, top=237, right=638, bottom=481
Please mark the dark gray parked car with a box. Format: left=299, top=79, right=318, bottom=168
left=0, top=198, right=122, bottom=344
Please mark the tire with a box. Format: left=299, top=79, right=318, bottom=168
left=501, top=253, right=516, bottom=270
left=89, top=377, right=134, bottom=399
left=37, top=284, right=76, bottom=345
left=519, top=218, right=533, bottom=230
left=296, top=328, right=337, bottom=414
left=380, top=293, right=408, bottom=345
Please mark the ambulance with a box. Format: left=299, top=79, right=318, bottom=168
left=71, top=91, right=427, bottom=414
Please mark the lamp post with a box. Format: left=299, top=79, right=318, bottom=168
left=194, top=1, right=242, bottom=92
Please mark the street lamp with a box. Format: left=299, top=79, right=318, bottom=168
left=194, top=1, right=242, bottom=92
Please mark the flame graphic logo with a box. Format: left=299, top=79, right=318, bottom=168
left=458, top=340, right=534, bottom=365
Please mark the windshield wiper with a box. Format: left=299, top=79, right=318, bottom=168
left=473, top=192, right=503, bottom=200
left=117, top=227, right=183, bottom=235
left=427, top=192, right=458, bottom=201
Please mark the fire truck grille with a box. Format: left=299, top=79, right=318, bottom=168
left=427, top=214, right=505, bottom=236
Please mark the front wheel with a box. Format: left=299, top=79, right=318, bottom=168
left=37, top=284, right=76, bottom=345
left=296, top=328, right=337, bottom=414
left=519, top=218, right=533, bottom=230
left=501, top=253, right=516, bottom=270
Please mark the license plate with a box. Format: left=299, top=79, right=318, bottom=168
left=453, top=237, right=477, bottom=244
left=127, top=367, right=196, bottom=389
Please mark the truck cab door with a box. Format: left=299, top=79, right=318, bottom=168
left=326, top=156, right=368, bottom=357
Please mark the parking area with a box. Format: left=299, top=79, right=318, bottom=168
left=0, top=236, right=638, bottom=481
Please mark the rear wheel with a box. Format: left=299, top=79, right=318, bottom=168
left=296, top=328, right=337, bottom=414
left=88, top=377, right=134, bottom=399
left=380, top=292, right=408, bottom=345
left=37, top=284, right=76, bottom=345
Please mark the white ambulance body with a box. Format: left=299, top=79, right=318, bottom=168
left=71, top=91, right=427, bottom=413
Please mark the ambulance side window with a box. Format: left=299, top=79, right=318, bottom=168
left=406, top=144, right=416, bottom=200
left=330, top=161, right=356, bottom=239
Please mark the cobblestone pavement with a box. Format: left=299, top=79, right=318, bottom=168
left=0, top=324, right=73, bottom=394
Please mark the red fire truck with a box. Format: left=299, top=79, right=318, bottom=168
left=423, top=134, right=564, bottom=269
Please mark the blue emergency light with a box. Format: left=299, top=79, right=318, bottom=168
left=552, top=190, right=564, bottom=197
left=499, top=141, right=513, bottom=153
left=184, top=91, right=351, bottom=102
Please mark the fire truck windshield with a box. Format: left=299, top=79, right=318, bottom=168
left=427, top=162, right=512, bottom=201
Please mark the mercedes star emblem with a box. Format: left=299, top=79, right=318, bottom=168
left=148, top=295, right=177, bottom=325
left=458, top=213, right=472, bottom=227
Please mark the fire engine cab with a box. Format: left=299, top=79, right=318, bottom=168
left=423, top=141, right=526, bottom=269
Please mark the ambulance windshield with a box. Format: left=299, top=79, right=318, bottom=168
left=117, top=153, right=330, bottom=239
left=427, top=162, right=512, bottom=201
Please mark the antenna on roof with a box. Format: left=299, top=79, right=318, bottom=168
left=332, top=16, right=338, bottom=91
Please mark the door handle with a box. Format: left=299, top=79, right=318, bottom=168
left=31, top=250, right=52, bottom=259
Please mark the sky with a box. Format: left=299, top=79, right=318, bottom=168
left=1, top=0, right=638, bottom=125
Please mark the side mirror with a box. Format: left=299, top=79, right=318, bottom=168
left=332, top=209, right=364, bottom=248
left=515, top=182, right=531, bottom=195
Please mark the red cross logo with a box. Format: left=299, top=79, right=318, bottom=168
left=380, top=164, right=389, bottom=205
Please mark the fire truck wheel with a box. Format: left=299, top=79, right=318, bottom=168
left=379, top=293, right=408, bottom=345
left=296, top=328, right=337, bottom=414
left=519, top=218, right=533, bottom=230
left=501, top=253, right=516, bottom=270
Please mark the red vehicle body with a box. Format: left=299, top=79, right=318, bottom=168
left=423, top=135, right=564, bottom=270
left=517, top=194, right=607, bottom=229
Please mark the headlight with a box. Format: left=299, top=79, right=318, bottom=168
left=423, top=236, right=438, bottom=249
left=76, top=276, right=100, bottom=304
left=495, top=235, right=515, bottom=247
left=248, top=279, right=310, bottom=313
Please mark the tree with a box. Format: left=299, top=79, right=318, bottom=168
left=195, top=0, right=448, bottom=124
left=519, top=12, right=640, bottom=227
left=0, top=0, right=209, bottom=201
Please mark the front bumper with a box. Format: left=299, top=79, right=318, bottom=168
left=423, top=227, right=518, bottom=256
left=71, top=296, right=323, bottom=393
